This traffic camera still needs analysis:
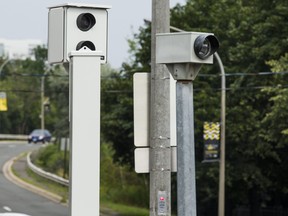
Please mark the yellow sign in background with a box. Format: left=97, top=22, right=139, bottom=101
left=203, top=122, right=220, bottom=140
left=0, top=92, right=8, bottom=111
left=203, top=122, right=220, bottom=162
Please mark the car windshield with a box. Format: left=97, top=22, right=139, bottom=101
left=31, top=129, right=50, bottom=136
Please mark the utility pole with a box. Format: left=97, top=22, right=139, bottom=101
left=40, top=75, right=45, bottom=130
left=150, top=0, right=171, bottom=215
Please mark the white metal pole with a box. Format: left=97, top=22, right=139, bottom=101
left=69, top=50, right=102, bottom=216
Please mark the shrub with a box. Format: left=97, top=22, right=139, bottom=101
left=33, top=144, right=69, bottom=177
left=33, top=142, right=149, bottom=208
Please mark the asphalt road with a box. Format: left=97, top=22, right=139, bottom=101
left=0, top=142, right=68, bottom=216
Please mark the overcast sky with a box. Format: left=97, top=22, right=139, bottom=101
left=0, top=0, right=186, bottom=68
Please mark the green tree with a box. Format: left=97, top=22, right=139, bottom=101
left=101, top=64, right=134, bottom=165
left=123, top=0, right=288, bottom=215
left=258, top=54, right=288, bottom=207
left=170, top=1, right=288, bottom=215
left=46, top=64, right=69, bottom=138
left=0, top=54, right=44, bottom=134
left=0, top=46, right=70, bottom=136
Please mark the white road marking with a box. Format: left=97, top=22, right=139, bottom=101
left=2, top=206, right=12, bottom=212
left=0, top=213, right=31, bottom=216
left=1, top=206, right=31, bottom=216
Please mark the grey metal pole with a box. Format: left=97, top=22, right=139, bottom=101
left=41, top=76, right=45, bottom=130
left=176, top=81, right=197, bottom=216
left=150, top=0, right=171, bottom=215
left=215, top=52, right=226, bottom=216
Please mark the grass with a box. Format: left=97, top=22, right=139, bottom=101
left=101, top=202, right=149, bottom=216
left=26, top=168, right=69, bottom=202
left=11, top=153, right=150, bottom=215
left=11, top=156, right=69, bottom=203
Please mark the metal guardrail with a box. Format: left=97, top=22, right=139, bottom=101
left=0, top=134, right=56, bottom=143
left=0, top=134, right=68, bottom=186
left=27, top=152, right=69, bottom=187
left=0, top=134, right=28, bottom=140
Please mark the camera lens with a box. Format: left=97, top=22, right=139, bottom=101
left=77, top=13, right=96, bottom=31
left=76, top=41, right=96, bottom=51
left=198, top=38, right=211, bottom=58
left=194, top=35, right=219, bottom=60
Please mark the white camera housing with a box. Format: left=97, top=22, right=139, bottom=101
left=156, top=32, right=217, bottom=64
left=156, top=32, right=219, bottom=80
left=48, top=3, right=110, bottom=64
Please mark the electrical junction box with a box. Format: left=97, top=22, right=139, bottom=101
left=48, top=3, right=110, bottom=64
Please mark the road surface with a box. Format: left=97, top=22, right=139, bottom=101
left=0, top=141, right=68, bottom=216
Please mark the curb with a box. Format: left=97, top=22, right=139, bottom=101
left=2, top=154, right=65, bottom=204
left=2, top=153, right=120, bottom=216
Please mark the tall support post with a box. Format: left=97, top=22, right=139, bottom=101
left=176, top=81, right=197, bottom=216
left=156, top=30, right=219, bottom=216
left=69, top=50, right=102, bottom=216
left=150, top=0, right=171, bottom=215
left=40, top=76, right=45, bottom=130
left=215, top=52, right=226, bottom=216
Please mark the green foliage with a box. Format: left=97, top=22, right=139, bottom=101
left=25, top=167, right=68, bottom=202
left=0, top=45, right=69, bottom=135
left=122, top=0, right=288, bottom=214
left=46, top=65, right=69, bottom=138
left=100, top=143, right=149, bottom=207
left=1, top=0, right=288, bottom=214
left=34, top=144, right=67, bottom=175
left=258, top=54, right=288, bottom=197
left=102, top=202, right=149, bottom=216
left=101, top=66, right=134, bottom=166
left=0, top=56, right=43, bottom=133
left=33, top=142, right=149, bottom=208
left=266, top=53, right=288, bottom=73
left=124, top=24, right=151, bottom=72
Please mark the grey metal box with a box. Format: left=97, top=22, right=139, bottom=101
left=156, top=32, right=214, bottom=64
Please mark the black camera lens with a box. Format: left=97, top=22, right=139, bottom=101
left=76, top=41, right=96, bottom=51
left=198, top=38, right=211, bottom=58
left=194, top=35, right=219, bottom=60
left=77, top=13, right=96, bottom=31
